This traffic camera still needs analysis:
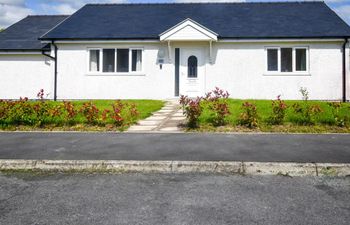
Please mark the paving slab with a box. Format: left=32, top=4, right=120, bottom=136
left=143, top=116, right=167, bottom=121
left=157, top=110, right=173, bottom=113
left=162, top=107, right=176, bottom=110
left=170, top=117, right=186, bottom=121
left=127, top=126, right=157, bottom=131
left=138, top=120, right=160, bottom=126
left=128, top=100, right=184, bottom=133
left=151, top=114, right=172, bottom=117
left=173, top=112, right=184, bottom=117
left=158, top=127, right=181, bottom=132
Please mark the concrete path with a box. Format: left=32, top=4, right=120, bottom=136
left=128, top=100, right=186, bottom=132
left=0, top=133, right=350, bottom=163
left=1, top=173, right=349, bottom=225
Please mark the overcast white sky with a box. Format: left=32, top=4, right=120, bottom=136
left=0, top=0, right=349, bottom=28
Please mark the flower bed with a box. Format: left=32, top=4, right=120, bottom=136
left=0, top=95, right=163, bottom=131
left=180, top=88, right=350, bottom=133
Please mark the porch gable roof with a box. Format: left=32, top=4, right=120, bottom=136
left=160, top=19, right=218, bottom=42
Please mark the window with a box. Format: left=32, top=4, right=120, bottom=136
left=89, top=50, right=100, bottom=72
left=103, top=49, right=115, bottom=73
left=266, top=47, right=308, bottom=74
left=281, top=48, right=293, bottom=72
left=117, top=49, right=129, bottom=72
left=296, top=48, right=307, bottom=71
left=88, top=48, right=143, bottom=74
left=267, top=49, right=278, bottom=71
left=188, top=56, right=197, bottom=78
left=132, top=49, right=142, bottom=72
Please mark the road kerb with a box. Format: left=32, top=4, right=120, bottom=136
left=316, top=163, right=350, bottom=177
left=243, top=162, right=317, bottom=176
left=0, top=160, right=349, bottom=176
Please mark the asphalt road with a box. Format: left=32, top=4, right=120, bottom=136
left=0, top=173, right=349, bottom=225
left=0, top=132, right=350, bottom=163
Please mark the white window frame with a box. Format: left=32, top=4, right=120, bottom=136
left=87, top=48, right=102, bottom=73
left=87, top=47, right=144, bottom=76
left=265, top=46, right=309, bottom=76
left=129, top=48, right=144, bottom=73
left=294, top=47, right=309, bottom=72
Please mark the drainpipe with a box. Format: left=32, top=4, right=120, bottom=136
left=342, top=38, right=348, bottom=102
left=41, top=41, right=58, bottom=101
left=52, top=41, right=58, bottom=101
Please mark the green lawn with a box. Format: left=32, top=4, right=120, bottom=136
left=194, top=99, right=350, bottom=133
left=0, top=100, right=164, bottom=131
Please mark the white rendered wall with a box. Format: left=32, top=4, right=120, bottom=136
left=0, top=54, right=54, bottom=99
left=50, top=41, right=347, bottom=100
left=205, top=41, right=345, bottom=100
left=56, top=43, right=175, bottom=99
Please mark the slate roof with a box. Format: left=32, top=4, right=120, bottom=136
left=0, top=15, right=68, bottom=51
left=41, top=2, right=350, bottom=40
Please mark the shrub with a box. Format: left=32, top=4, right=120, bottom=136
left=328, top=102, right=349, bottom=127
left=267, top=95, right=288, bottom=125
left=291, top=103, right=323, bottom=125
left=204, top=87, right=231, bottom=126
left=80, top=102, right=99, bottom=124
left=7, top=97, right=36, bottom=125
left=125, top=102, right=139, bottom=125
left=300, top=87, right=309, bottom=101
left=48, top=105, right=62, bottom=118
left=37, top=89, right=45, bottom=100
left=204, top=87, right=230, bottom=102
left=110, top=100, right=125, bottom=126
left=180, top=95, right=203, bottom=128
left=238, top=102, right=258, bottom=128
left=0, top=95, right=143, bottom=129
left=0, top=100, right=15, bottom=121
left=291, top=88, right=323, bottom=125
left=32, top=101, right=51, bottom=126
left=62, top=101, right=77, bottom=123
left=101, top=109, right=111, bottom=122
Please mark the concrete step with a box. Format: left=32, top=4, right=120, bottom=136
left=138, top=120, right=161, bottom=126
left=144, top=116, right=167, bottom=121
left=127, top=125, right=157, bottom=131
left=158, top=127, right=182, bottom=132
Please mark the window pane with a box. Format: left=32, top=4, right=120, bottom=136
left=296, top=49, right=307, bottom=71
left=89, top=50, right=100, bottom=72
left=188, top=56, right=198, bottom=78
left=103, top=49, right=115, bottom=72
left=117, top=49, right=129, bottom=72
left=132, top=50, right=142, bottom=72
left=267, top=49, right=278, bottom=71
left=281, top=48, right=293, bottom=72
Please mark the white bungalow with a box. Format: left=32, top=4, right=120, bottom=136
left=0, top=2, right=349, bottom=101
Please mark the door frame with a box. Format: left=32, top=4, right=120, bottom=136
left=175, top=48, right=180, bottom=97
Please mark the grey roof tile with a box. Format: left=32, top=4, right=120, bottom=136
left=0, top=15, right=68, bottom=51
left=41, top=2, right=350, bottom=40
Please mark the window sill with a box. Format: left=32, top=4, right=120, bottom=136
left=263, top=72, right=311, bottom=76
left=86, top=72, right=146, bottom=76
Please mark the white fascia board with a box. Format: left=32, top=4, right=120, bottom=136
left=159, top=18, right=218, bottom=41
left=0, top=51, right=42, bottom=55
left=218, top=38, right=345, bottom=43
left=41, top=38, right=345, bottom=45
left=51, top=40, right=160, bottom=44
